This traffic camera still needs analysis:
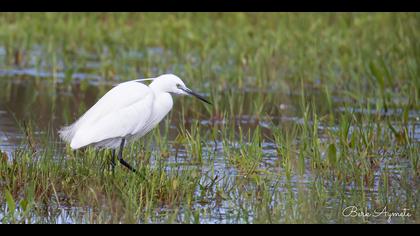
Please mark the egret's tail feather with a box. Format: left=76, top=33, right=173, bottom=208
left=58, top=123, right=77, bottom=144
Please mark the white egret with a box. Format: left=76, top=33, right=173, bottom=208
left=59, top=74, right=211, bottom=172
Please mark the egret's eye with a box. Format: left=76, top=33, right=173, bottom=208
left=176, top=83, right=182, bottom=89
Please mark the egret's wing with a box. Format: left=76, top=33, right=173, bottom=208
left=81, top=81, right=152, bottom=121
left=63, top=81, right=154, bottom=149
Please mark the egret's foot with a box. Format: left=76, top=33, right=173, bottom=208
left=118, top=158, right=137, bottom=173
left=110, top=150, right=116, bottom=173
left=117, top=138, right=137, bottom=173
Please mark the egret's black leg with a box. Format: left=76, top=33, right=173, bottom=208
left=118, top=138, right=137, bottom=173
left=110, top=149, right=116, bottom=172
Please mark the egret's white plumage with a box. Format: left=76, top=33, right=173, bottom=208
left=59, top=74, right=210, bottom=151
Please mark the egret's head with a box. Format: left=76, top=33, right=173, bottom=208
left=150, top=74, right=211, bottom=104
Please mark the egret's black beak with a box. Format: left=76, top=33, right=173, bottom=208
left=181, top=87, right=212, bottom=105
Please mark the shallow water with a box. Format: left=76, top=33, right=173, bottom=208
left=0, top=65, right=419, bottom=223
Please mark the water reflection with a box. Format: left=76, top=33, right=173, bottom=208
left=0, top=73, right=418, bottom=224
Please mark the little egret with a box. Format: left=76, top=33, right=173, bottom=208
left=59, top=74, right=211, bottom=172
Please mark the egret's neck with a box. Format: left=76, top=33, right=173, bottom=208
left=148, top=80, right=174, bottom=112
left=150, top=88, right=173, bottom=126
left=149, top=79, right=169, bottom=94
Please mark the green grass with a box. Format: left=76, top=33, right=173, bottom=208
left=0, top=13, right=419, bottom=223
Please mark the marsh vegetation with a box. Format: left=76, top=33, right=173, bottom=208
left=0, top=13, right=418, bottom=223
